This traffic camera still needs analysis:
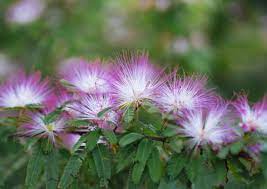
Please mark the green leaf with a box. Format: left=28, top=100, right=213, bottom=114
left=230, top=141, right=244, bottom=155
left=86, top=130, right=100, bottom=151
left=123, top=106, right=135, bottom=123
left=261, top=153, right=267, bottom=178
left=132, top=162, right=145, bottom=184
left=24, top=138, right=39, bottom=151
left=125, top=169, right=138, bottom=189
left=192, top=161, right=227, bottom=189
left=71, top=134, right=88, bottom=153
left=239, top=158, right=252, bottom=172
left=135, top=139, right=153, bottom=164
left=102, top=130, right=117, bottom=144
left=185, top=156, right=205, bottom=182
left=43, top=110, right=61, bottom=125
left=227, top=159, right=248, bottom=184
left=190, top=158, right=227, bottom=189
left=158, top=179, right=178, bottom=189
left=26, top=104, right=43, bottom=109
left=72, top=131, right=100, bottom=153
left=58, top=152, right=86, bottom=189
left=97, top=107, right=112, bottom=118
left=119, top=133, right=144, bottom=147
left=25, top=146, right=45, bottom=189
left=87, top=154, right=98, bottom=177
left=41, top=138, right=53, bottom=154
left=140, top=123, right=158, bottom=135
left=138, top=107, right=162, bottom=130
left=67, top=119, right=90, bottom=128
left=192, top=174, right=214, bottom=189
left=213, top=160, right=227, bottom=185
left=116, top=146, right=136, bottom=173
left=167, top=154, right=186, bottom=179
left=92, top=144, right=111, bottom=185
left=147, top=148, right=162, bottom=183
left=168, top=137, right=184, bottom=153
left=162, top=124, right=178, bottom=137
left=217, top=146, right=230, bottom=159
left=224, top=181, right=248, bottom=189
left=0, top=152, right=28, bottom=185
left=45, top=150, right=59, bottom=189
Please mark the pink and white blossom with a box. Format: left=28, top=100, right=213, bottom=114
left=179, top=102, right=235, bottom=148
left=60, top=59, right=111, bottom=94
left=155, top=74, right=214, bottom=114
left=69, top=93, right=120, bottom=129
left=0, top=71, right=51, bottom=108
left=17, top=112, right=68, bottom=143
left=58, top=133, right=81, bottom=150
left=45, top=86, right=74, bottom=113
left=111, top=53, right=164, bottom=107
left=232, top=95, right=267, bottom=133
left=247, top=143, right=262, bottom=155
left=6, top=0, right=45, bottom=25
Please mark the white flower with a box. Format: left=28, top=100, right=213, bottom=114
left=60, top=59, right=110, bottom=94
left=233, top=95, right=267, bottom=133
left=155, top=75, right=214, bottom=114
left=112, top=53, right=164, bottom=107
left=6, top=0, right=45, bottom=25
left=18, top=113, right=67, bottom=143
left=0, top=71, right=51, bottom=108
left=179, top=103, right=234, bottom=148
left=69, top=93, right=119, bottom=129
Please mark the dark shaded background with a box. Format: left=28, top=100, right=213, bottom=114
left=0, top=0, right=267, bottom=188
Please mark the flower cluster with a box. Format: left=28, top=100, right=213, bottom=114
left=0, top=53, right=266, bottom=152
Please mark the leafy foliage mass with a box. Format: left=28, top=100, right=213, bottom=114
left=1, top=97, right=267, bottom=189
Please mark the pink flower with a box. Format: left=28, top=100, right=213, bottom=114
left=0, top=71, right=51, bottom=108
left=111, top=53, right=165, bottom=107
left=60, top=59, right=111, bottom=94
left=232, top=95, right=267, bottom=133
left=6, top=0, right=45, bottom=25
left=247, top=143, right=262, bottom=155
left=154, top=74, right=215, bottom=114
left=58, top=133, right=81, bottom=151
left=17, top=112, right=68, bottom=143
left=45, top=86, right=74, bottom=113
left=179, top=102, right=235, bottom=148
left=69, top=93, right=120, bottom=129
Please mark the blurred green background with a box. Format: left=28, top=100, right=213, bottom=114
left=1, top=0, right=267, bottom=99
left=0, top=0, right=267, bottom=188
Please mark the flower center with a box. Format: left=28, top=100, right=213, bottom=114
left=46, top=124, right=54, bottom=132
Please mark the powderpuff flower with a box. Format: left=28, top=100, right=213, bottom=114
left=232, top=95, right=267, bottom=133
left=247, top=143, right=262, bottom=155
left=179, top=103, right=235, bottom=148
left=6, top=0, right=45, bottom=25
left=68, top=93, right=120, bottom=129
left=17, top=112, right=68, bottom=143
left=60, top=59, right=111, bottom=94
left=0, top=71, right=51, bottom=108
left=111, top=53, right=164, bottom=107
left=45, top=86, right=74, bottom=113
left=154, top=74, right=214, bottom=114
left=57, top=133, right=81, bottom=151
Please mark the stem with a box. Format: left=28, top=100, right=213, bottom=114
left=225, top=159, right=229, bottom=183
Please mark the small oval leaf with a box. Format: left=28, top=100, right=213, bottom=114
left=119, top=133, right=144, bottom=147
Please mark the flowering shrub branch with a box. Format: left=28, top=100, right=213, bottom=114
left=0, top=52, right=267, bottom=188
